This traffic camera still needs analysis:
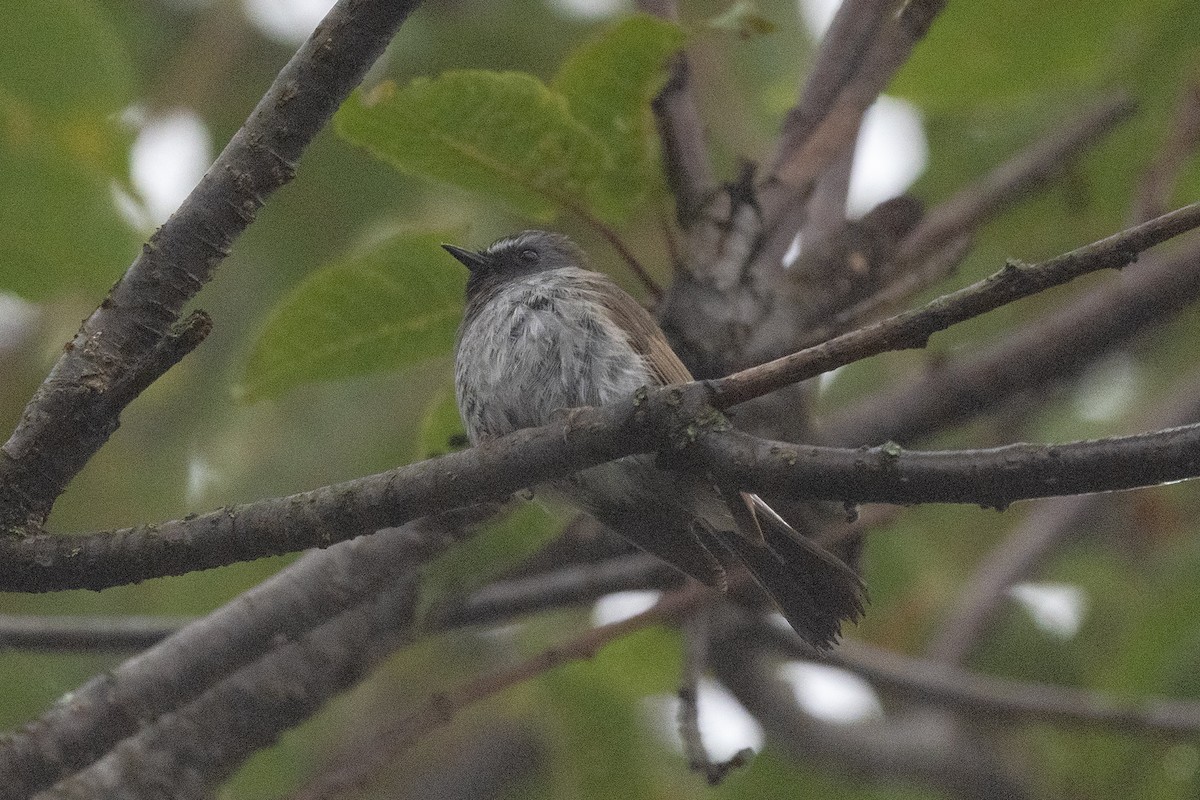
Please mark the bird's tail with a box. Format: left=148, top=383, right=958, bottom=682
left=711, top=493, right=866, bottom=649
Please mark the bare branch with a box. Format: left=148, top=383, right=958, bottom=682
left=926, top=366, right=1200, bottom=665
left=702, top=421, right=1200, bottom=507
left=37, top=573, right=420, bottom=800
left=823, top=234, right=1200, bottom=445
left=757, top=0, right=947, bottom=264
left=0, top=514, right=477, bottom=800
left=898, top=94, right=1137, bottom=270
left=0, top=0, right=422, bottom=530
left=429, top=553, right=672, bottom=630
left=711, top=625, right=1029, bottom=800
left=0, top=614, right=186, bottom=653
left=828, top=639, right=1200, bottom=738
left=3, top=203, right=1199, bottom=593
left=712, top=201, right=1200, bottom=407
left=766, top=0, right=899, bottom=182
left=289, top=584, right=706, bottom=800
left=1130, top=81, right=1200, bottom=225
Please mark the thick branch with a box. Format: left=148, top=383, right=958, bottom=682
left=0, top=515, right=470, bottom=800
left=5, top=204, right=1200, bottom=592
left=0, top=384, right=690, bottom=592
left=758, top=0, right=946, bottom=263
left=702, top=423, right=1200, bottom=508
left=0, top=0, right=422, bottom=529
left=767, top=0, right=898, bottom=181
left=38, top=573, right=420, bottom=800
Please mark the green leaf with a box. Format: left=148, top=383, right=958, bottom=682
left=239, top=232, right=465, bottom=401
left=0, top=0, right=137, bottom=298
left=553, top=15, right=685, bottom=219
left=336, top=71, right=611, bottom=222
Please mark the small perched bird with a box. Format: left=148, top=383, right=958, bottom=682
left=445, top=230, right=865, bottom=647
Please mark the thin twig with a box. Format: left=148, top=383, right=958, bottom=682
left=712, top=200, right=1200, bottom=407
left=566, top=201, right=662, bottom=300
left=1130, top=81, right=1200, bottom=225
left=675, top=605, right=748, bottom=784
left=289, top=584, right=707, bottom=800
left=0, top=614, right=187, bottom=652
left=898, top=94, right=1137, bottom=270
left=822, top=234, right=1200, bottom=446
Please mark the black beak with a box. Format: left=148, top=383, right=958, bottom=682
left=441, top=244, right=490, bottom=273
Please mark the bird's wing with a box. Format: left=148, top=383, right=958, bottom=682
left=590, top=276, right=693, bottom=386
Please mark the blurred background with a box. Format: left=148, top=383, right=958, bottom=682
left=2, top=0, right=1200, bottom=797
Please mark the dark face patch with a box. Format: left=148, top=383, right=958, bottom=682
left=459, top=230, right=591, bottom=303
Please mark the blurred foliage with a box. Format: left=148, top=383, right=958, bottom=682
left=1, top=0, right=1199, bottom=798
left=0, top=0, right=138, bottom=298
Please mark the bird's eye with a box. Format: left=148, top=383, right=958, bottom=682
left=519, top=249, right=539, bottom=264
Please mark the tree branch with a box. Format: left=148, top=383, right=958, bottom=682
left=1130, top=80, right=1200, bottom=225
left=823, top=234, right=1200, bottom=445
left=0, top=513, right=477, bottom=800
left=822, top=638, right=1200, bottom=738
left=766, top=0, right=899, bottom=184
left=757, top=0, right=946, bottom=267
left=4, top=203, right=1200, bottom=593
left=702, top=421, right=1200, bottom=508
left=37, top=572, right=421, bottom=800
left=712, top=200, right=1200, bottom=408
left=289, top=584, right=707, bottom=800
left=0, top=0, right=422, bottom=530
left=925, top=366, right=1200, bottom=665
left=897, top=94, right=1137, bottom=270
left=710, top=624, right=1029, bottom=800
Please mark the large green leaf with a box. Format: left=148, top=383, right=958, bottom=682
left=553, top=15, right=685, bottom=219
left=0, top=0, right=136, bottom=298
left=336, top=71, right=612, bottom=222
left=239, top=232, right=465, bottom=401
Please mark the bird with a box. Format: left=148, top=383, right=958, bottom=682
left=444, top=230, right=865, bottom=647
